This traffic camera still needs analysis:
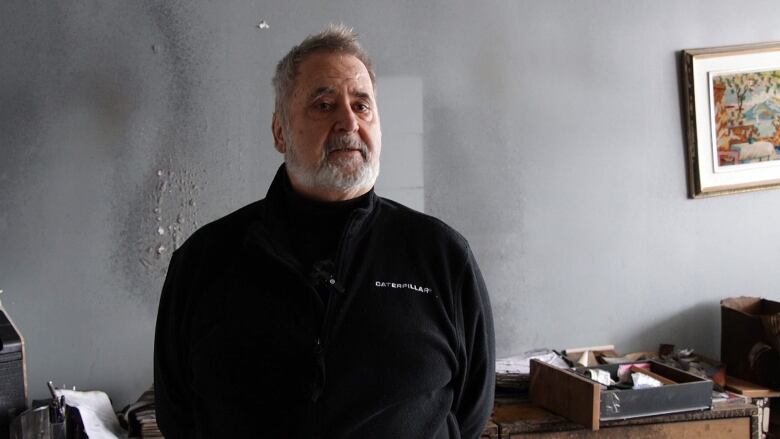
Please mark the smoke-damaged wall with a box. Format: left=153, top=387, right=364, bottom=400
left=2, top=0, right=780, bottom=406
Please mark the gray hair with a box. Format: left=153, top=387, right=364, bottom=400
left=272, top=24, right=376, bottom=122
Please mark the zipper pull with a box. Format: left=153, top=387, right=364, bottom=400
left=314, top=337, right=322, bottom=354
left=328, top=276, right=345, bottom=294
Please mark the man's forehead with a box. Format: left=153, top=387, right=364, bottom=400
left=295, top=53, right=374, bottom=95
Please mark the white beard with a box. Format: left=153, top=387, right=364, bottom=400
left=285, top=133, right=380, bottom=192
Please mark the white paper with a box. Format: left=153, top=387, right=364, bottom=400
left=587, top=368, right=615, bottom=386
left=55, top=389, right=127, bottom=439
left=496, top=349, right=570, bottom=374
left=632, top=372, right=663, bottom=389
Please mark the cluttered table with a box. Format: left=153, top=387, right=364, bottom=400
left=483, top=336, right=780, bottom=439
left=485, top=397, right=758, bottom=438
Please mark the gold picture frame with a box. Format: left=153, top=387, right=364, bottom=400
left=683, top=42, right=780, bottom=198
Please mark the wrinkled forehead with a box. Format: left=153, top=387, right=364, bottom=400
left=293, top=52, right=375, bottom=98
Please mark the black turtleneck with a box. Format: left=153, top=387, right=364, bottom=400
left=281, top=174, right=370, bottom=302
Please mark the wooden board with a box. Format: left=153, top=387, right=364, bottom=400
left=529, top=359, right=601, bottom=431
left=507, top=417, right=750, bottom=438
left=726, top=375, right=780, bottom=398
left=494, top=397, right=758, bottom=435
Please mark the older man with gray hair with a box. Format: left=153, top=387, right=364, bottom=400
left=154, top=24, right=495, bottom=438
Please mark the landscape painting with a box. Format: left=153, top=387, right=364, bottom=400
left=712, top=69, right=780, bottom=167
left=683, top=42, right=780, bottom=197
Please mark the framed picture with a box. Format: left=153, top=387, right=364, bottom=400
left=683, top=42, right=780, bottom=198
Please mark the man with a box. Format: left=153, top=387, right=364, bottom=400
left=154, top=24, right=495, bottom=439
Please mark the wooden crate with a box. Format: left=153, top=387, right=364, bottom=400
left=529, top=359, right=712, bottom=430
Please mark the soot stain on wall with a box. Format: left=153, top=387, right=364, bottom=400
left=113, top=2, right=210, bottom=312
left=142, top=166, right=203, bottom=267
left=116, top=165, right=207, bottom=313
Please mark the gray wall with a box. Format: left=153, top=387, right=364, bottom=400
left=3, top=0, right=780, bottom=407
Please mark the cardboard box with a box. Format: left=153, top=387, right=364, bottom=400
left=529, top=359, right=712, bottom=431
left=721, top=296, right=780, bottom=389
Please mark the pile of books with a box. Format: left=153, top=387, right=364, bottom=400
left=122, top=387, right=162, bottom=438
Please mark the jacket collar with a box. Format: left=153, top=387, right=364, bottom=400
left=244, top=164, right=379, bottom=261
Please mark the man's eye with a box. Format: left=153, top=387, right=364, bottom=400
left=354, top=103, right=370, bottom=112
left=316, top=102, right=334, bottom=111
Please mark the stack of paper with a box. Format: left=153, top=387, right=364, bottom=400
left=121, top=387, right=162, bottom=438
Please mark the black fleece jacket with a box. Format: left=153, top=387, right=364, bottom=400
left=154, top=166, right=495, bottom=438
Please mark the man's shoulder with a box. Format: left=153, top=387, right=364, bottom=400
left=176, top=198, right=266, bottom=255
left=375, top=196, right=469, bottom=251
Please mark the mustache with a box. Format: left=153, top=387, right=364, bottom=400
left=325, top=134, right=369, bottom=159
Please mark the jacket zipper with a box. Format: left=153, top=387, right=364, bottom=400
left=251, top=208, right=362, bottom=432
left=309, top=209, right=359, bottom=408
left=316, top=209, right=358, bottom=351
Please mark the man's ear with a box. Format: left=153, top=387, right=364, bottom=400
left=272, top=112, right=287, bottom=154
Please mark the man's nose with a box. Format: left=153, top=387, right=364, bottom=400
left=334, top=105, right=359, bottom=133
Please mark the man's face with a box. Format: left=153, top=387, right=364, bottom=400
left=273, top=52, right=382, bottom=201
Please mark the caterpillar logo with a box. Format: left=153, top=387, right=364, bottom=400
left=374, top=281, right=432, bottom=294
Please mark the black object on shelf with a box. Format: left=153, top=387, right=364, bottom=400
left=0, top=308, right=27, bottom=439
